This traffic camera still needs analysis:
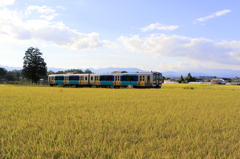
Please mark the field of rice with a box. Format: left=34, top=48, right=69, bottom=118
left=0, top=84, right=240, bottom=158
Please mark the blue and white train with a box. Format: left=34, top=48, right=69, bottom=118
left=48, top=71, right=163, bottom=88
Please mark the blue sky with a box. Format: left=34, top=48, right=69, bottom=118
left=0, top=0, right=240, bottom=72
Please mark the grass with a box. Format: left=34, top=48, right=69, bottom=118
left=0, top=84, right=240, bottom=158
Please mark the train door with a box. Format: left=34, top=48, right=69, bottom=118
left=80, top=76, right=84, bottom=84
left=90, top=76, right=94, bottom=85
left=51, top=76, right=55, bottom=84
left=94, top=76, right=99, bottom=85
left=115, top=76, right=120, bottom=85
left=140, top=75, right=145, bottom=86
left=153, top=73, right=160, bottom=87
left=147, top=75, right=150, bottom=85
left=64, top=76, right=69, bottom=84
left=155, top=74, right=159, bottom=85
left=85, top=76, right=88, bottom=85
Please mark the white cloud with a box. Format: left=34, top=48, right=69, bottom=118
left=156, top=61, right=240, bottom=72
left=0, top=8, right=102, bottom=51
left=141, top=23, right=179, bottom=32
left=102, top=40, right=120, bottom=49
left=0, top=0, right=15, bottom=7
left=155, top=61, right=202, bottom=71
left=56, top=6, right=66, bottom=10
left=195, top=10, right=231, bottom=23
left=118, top=35, right=146, bottom=52
left=26, top=5, right=58, bottom=21
left=117, top=34, right=240, bottom=65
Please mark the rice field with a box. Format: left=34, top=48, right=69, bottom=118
left=0, top=84, right=240, bottom=158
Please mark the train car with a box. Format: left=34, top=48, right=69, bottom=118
left=48, top=71, right=163, bottom=88
left=48, top=73, right=90, bottom=87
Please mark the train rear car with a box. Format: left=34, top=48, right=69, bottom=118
left=48, top=73, right=90, bottom=87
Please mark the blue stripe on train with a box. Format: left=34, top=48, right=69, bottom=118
left=121, top=81, right=138, bottom=85
left=100, top=81, right=114, bottom=85
left=55, top=80, right=64, bottom=84
left=69, top=81, right=79, bottom=84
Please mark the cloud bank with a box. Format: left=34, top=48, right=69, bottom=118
left=118, top=34, right=240, bottom=65
left=26, top=5, right=59, bottom=21
left=0, top=7, right=102, bottom=51
left=0, top=0, right=15, bottom=7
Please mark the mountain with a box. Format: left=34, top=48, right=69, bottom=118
left=162, top=69, right=240, bottom=78
left=1, top=65, right=240, bottom=78
left=0, top=65, right=22, bottom=71
left=0, top=65, right=66, bottom=72
left=88, top=67, right=147, bottom=73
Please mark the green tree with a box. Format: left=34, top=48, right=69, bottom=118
left=0, top=67, right=7, bottom=81
left=184, top=73, right=196, bottom=83
left=187, top=73, right=192, bottom=79
left=22, top=47, right=47, bottom=84
left=65, top=69, right=83, bottom=74
left=55, top=71, right=64, bottom=74
left=5, top=71, right=18, bottom=81
left=84, top=69, right=92, bottom=73
left=47, top=70, right=55, bottom=75
left=12, top=70, right=22, bottom=81
left=178, top=75, right=184, bottom=83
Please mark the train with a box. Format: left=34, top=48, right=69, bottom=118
left=48, top=71, right=163, bottom=88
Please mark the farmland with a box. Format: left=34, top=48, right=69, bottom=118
left=0, top=84, right=240, bottom=158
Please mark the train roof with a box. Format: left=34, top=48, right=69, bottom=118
left=49, top=72, right=162, bottom=76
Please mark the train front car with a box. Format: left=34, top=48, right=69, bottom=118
left=152, top=72, right=163, bottom=88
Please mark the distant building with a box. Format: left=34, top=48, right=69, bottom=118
left=211, top=78, right=231, bottom=84
left=198, top=76, right=215, bottom=79
left=164, top=80, right=179, bottom=84
left=195, top=79, right=204, bottom=82
left=226, top=82, right=240, bottom=85
left=188, top=82, right=204, bottom=84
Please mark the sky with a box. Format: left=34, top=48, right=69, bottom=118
left=0, top=0, right=240, bottom=72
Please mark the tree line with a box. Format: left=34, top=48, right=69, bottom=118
left=164, top=73, right=198, bottom=83
left=0, top=47, right=92, bottom=84
left=178, top=73, right=197, bottom=83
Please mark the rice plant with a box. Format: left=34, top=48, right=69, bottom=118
left=0, top=84, right=240, bottom=158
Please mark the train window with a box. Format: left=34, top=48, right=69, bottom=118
left=140, top=76, right=145, bottom=81
left=81, top=76, right=84, bottom=80
left=100, top=76, right=113, bottom=81
left=121, top=76, right=128, bottom=81
left=121, top=76, right=137, bottom=81
left=147, top=76, right=150, bottom=80
left=153, top=75, right=156, bottom=81
left=129, top=76, right=137, bottom=81
left=55, top=76, right=64, bottom=80
left=69, top=76, right=79, bottom=80
left=91, top=76, right=93, bottom=81
left=153, top=74, right=161, bottom=80
left=85, top=77, right=87, bottom=80
left=95, top=76, right=99, bottom=80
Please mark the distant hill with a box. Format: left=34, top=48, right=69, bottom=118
left=88, top=67, right=148, bottom=73
left=0, top=65, right=22, bottom=71
left=1, top=65, right=240, bottom=78
left=163, top=69, right=240, bottom=78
